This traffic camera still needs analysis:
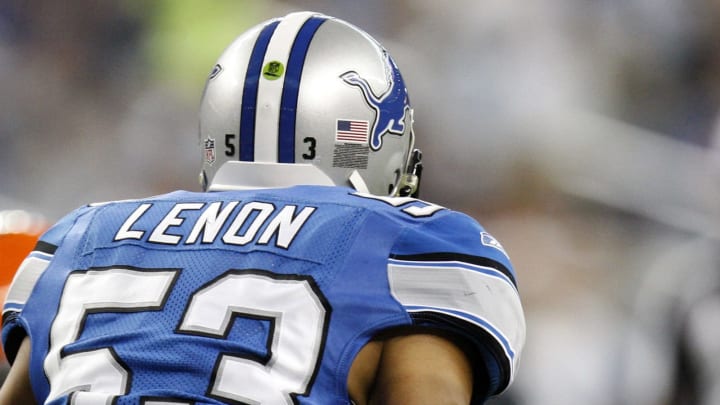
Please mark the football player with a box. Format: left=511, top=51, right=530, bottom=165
left=0, top=11, right=525, bottom=404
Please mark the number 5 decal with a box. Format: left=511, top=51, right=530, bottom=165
left=44, top=267, right=330, bottom=404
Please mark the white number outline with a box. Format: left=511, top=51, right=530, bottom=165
left=176, top=269, right=331, bottom=404
left=351, top=192, right=445, bottom=217
left=45, top=267, right=179, bottom=405
left=44, top=267, right=331, bottom=405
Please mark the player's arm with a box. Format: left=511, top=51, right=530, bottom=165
left=383, top=210, right=525, bottom=401
left=371, top=329, right=474, bottom=405
left=0, top=336, right=36, bottom=405
left=349, top=328, right=475, bottom=405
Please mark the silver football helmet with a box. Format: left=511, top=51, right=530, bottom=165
left=198, top=11, right=422, bottom=196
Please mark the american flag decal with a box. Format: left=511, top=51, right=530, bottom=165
left=335, top=119, right=369, bottom=144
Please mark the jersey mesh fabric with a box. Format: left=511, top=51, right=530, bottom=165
left=2, top=185, right=522, bottom=404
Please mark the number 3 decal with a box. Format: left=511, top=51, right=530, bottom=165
left=302, top=137, right=317, bottom=160
left=44, top=267, right=330, bottom=404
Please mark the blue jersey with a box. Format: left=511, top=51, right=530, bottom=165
left=2, top=186, right=524, bottom=404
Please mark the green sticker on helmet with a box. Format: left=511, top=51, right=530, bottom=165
left=262, top=61, right=285, bottom=80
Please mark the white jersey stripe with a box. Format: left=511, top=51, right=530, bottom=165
left=388, top=260, right=526, bottom=378
left=254, top=11, right=316, bottom=162
left=388, top=258, right=517, bottom=289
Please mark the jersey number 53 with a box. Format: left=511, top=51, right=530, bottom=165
left=43, top=267, right=330, bottom=404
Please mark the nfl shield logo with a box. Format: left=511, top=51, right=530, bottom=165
left=204, top=137, right=216, bottom=165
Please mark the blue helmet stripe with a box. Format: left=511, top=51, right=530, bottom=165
left=239, top=20, right=280, bottom=162
left=277, top=16, right=328, bottom=163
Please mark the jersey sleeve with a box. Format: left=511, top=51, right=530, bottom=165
left=1, top=206, right=91, bottom=363
left=388, top=210, right=525, bottom=399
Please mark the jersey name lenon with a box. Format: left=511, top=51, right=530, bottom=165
left=114, top=200, right=316, bottom=249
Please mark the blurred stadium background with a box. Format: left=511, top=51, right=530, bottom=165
left=1, top=1, right=719, bottom=403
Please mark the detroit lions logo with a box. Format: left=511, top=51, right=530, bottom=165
left=340, top=50, right=412, bottom=151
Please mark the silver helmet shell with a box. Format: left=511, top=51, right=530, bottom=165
left=199, top=11, right=420, bottom=196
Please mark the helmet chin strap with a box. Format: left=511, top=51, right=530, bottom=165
left=348, top=170, right=370, bottom=194
left=394, top=149, right=423, bottom=198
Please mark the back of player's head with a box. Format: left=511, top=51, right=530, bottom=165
left=198, top=11, right=422, bottom=196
